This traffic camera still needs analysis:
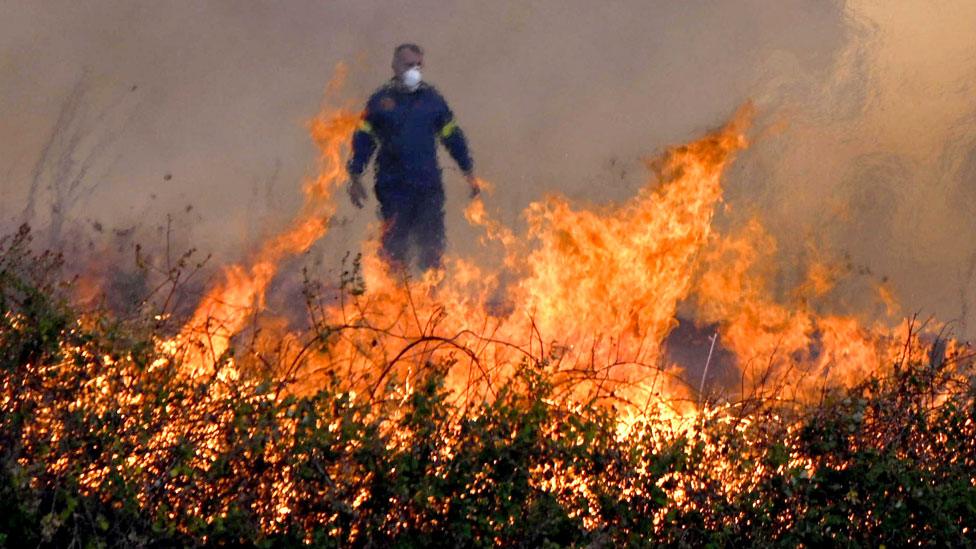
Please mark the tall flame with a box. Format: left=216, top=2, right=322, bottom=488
left=287, top=104, right=755, bottom=413
left=180, top=65, right=359, bottom=375
left=175, top=66, right=927, bottom=417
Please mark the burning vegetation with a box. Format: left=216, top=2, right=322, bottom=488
left=2, top=69, right=975, bottom=547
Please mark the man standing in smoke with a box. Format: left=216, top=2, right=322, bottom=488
left=346, top=43, right=478, bottom=272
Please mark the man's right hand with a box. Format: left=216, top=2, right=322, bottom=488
left=348, top=175, right=367, bottom=209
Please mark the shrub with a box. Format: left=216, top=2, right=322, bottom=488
left=2, top=227, right=975, bottom=547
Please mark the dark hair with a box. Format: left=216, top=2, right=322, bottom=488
left=393, top=43, right=424, bottom=58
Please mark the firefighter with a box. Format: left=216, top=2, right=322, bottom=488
left=346, top=43, right=479, bottom=272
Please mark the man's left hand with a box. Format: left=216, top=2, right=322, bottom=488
left=465, top=173, right=480, bottom=199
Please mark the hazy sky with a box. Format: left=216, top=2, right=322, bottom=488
left=2, top=1, right=975, bottom=337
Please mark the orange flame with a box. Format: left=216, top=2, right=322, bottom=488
left=180, top=65, right=359, bottom=375
left=281, top=104, right=755, bottom=415
left=176, top=66, right=930, bottom=419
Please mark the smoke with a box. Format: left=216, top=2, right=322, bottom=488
left=732, top=1, right=976, bottom=338
left=2, top=1, right=975, bottom=338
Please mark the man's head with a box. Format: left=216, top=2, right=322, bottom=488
left=392, top=43, right=424, bottom=88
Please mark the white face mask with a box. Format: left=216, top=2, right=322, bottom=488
left=401, top=67, right=422, bottom=91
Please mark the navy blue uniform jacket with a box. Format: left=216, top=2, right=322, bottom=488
left=347, top=80, right=473, bottom=191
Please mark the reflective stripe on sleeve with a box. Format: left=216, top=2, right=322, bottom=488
left=358, top=120, right=375, bottom=135
left=439, top=119, right=458, bottom=139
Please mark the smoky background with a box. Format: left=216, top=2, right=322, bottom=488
left=1, top=1, right=975, bottom=340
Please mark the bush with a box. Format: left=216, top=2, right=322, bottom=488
left=2, top=227, right=975, bottom=547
